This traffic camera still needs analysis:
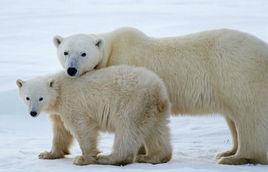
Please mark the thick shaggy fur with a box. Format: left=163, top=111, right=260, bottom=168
left=17, top=65, right=172, bottom=165
left=53, top=28, right=268, bottom=165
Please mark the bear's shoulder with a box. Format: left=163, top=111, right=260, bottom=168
left=108, top=27, right=148, bottom=41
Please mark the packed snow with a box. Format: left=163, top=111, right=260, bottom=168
left=0, top=0, right=268, bottom=171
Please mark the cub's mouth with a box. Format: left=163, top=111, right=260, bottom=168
left=30, top=111, right=39, bottom=117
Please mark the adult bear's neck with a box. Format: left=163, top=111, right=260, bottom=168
left=43, top=72, right=64, bottom=115
left=98, top=32, right=114, bottom=68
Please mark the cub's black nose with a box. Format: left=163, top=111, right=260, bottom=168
left=67, top=67, right=77, bottom=76
left=30, top=111, right=37, bottom=117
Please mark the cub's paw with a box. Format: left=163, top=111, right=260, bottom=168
left=38, top=151, right=64, bottom=159
left=73, top=155, right=96, bottom=166
left=96, top=155, right=112, bottom=165
left=136, top=154, right=171, bottom=164
left=97, top=154, right=133, bottom=166
left=136, top=155, right=148, bottom=163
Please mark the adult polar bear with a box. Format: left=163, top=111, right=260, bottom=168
left=50, top=27, right=268, bottom=165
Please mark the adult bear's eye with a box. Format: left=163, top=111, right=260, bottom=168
left=81, top=53, right=86, bottom=57
left=39, top=97, right=43, bottom=101
left=64, top=52, right=68, bottom=56
left=26, top=97, right=30, bottom=101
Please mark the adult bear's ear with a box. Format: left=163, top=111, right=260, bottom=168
left=53, top=35, right=63, bottom=47
left=94, top=37, right=104, bottom=49
left=16, top=79, right=24, bottom=88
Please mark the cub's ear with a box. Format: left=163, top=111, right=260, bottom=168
left=53, top=35, right=63, bottom=47
left=94, top=37, right=104, bottom=49
left=48, top=79, right=55, bottom=88
left=16, top=79, right=24, bottom=88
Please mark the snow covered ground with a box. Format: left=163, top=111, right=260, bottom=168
left=0, top=0, right=268, bottom=171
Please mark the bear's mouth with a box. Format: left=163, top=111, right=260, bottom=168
left=93, top=63, right=100, bottom=70
left=80, top=62, right=101, bottom=76
left=93, top=64, right=99, bottom=70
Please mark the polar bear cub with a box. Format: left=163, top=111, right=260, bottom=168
left=16, top=65, right=172, bottom=165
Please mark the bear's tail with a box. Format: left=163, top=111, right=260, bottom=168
left=157, top=97, right=169, bottom=113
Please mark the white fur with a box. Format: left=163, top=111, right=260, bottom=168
left=54, top=27, right=268, bottom=165
left=17, top=65, right=172, bottom=166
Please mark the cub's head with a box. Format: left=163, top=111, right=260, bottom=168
left=16, top=78, right=57, bottom=117
left=53, top=34, right=104, bottom=77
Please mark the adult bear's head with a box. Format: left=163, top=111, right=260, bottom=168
left=53, top=34, right=104, bottom=77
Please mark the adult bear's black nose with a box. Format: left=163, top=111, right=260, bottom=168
left=67, top=67, right=77, bottom=76
left=30, top=111, right=37, bottom=117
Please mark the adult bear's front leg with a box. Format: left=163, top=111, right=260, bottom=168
left=39, top=114, right=73, bottom=159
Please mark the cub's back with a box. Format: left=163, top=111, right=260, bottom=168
left=60, top=65, right=167, bottom=100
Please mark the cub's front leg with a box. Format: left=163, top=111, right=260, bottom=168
left=39, top=114, right=73, bottom=159
left=70, top=117, right=100, bottom=165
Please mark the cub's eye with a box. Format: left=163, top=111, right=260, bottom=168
left=39, top=97, right=43, bottom=101
left=64, top=52, right=68, bottom=56
left=26, top=97, right=30, bottom=101
left=81, top=53, right=86, bottom=57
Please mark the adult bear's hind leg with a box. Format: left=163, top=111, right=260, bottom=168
left=218, top=115, right=268, bottom=165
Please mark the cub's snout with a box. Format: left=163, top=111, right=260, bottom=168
left=30, top=111, right=38, bottom=117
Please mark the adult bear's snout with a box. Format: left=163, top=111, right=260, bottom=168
left=67, top=67, right=77, bottom=76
